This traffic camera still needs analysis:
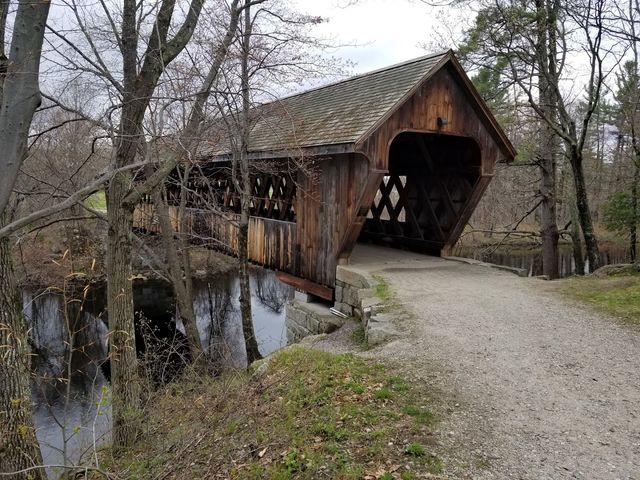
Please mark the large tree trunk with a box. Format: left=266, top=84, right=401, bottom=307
left=0, top=2, right=50, bottom=476
left=0, top=230, right=45, bottom=480
left=569, top=199, right=586, bottom=275
left=536, top=0, right=560, bottom=279
left=0, top=1, right=50, bottom=215
left=570, top=147, right=601, bottom=272
left=539, top=140, right=559, bottom=279
left=106, top=172, right=143, bottom=447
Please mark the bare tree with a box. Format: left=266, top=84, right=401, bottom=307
left=0, top=1, right=50, bottom=477
left=461, top=0, right=614, bottom=272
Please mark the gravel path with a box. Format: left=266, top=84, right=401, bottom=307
left=353, top=256, right=639, bottom=479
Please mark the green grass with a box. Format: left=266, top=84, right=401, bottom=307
left=373, top=275, right=393, bottom=302
left=560, top=273, right=640, bottom=324
left=402, top=404, right=436, bottom=425
left=85, top=191, right=107, bottom=210
left=105, top=346, right=443, bottom=479
left=405, top=442, right=426, bottom=457
left=350, top=325, right=367, bottom=346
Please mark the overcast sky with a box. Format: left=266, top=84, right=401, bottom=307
left=295, top=0, right=460, bottom=74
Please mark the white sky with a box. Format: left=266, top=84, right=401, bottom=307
left=295, top=0, right=459, bottom=74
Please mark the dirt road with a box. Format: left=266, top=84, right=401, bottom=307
left=361, top=254, right=639, bottom=479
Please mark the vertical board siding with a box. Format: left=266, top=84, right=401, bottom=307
left=295, top=152, right=369, bottom=287
left=356, top=66, right=501, bottom=176
left=132, top=207, right=297, bottom=273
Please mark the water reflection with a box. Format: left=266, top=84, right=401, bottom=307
left=23, top=291, right=111, bottom=479
left=456, top=243, right=631, bottom=277
left=25, top=268, right=293, bottom=478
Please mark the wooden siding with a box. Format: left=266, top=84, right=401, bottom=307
left=341, top=64, right=507, bottom=257
left=296, top=152, right=369, bottom=286
left=356, top=65, right=503, bottom=175
left=133, top=205, right=297, bottom=273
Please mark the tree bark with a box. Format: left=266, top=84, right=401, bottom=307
left=631, top=161, right=639, bottom=262
left=569, top=146, right=601, bottom=271
left=0, top=2, right=50, bottom=476
left=569, top=199, right=585, bottom=275
left=0, top=1, right=50, bottom=215
left=536, top=0, right=560, bottom=279
left=0, top=228, right=45, bottom=480
left=106, top=171, right=143, bottom=447
left=538, top=128, right=559, bottom=278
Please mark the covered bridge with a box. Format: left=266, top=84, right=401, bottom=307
left=135, top=50, right=516, bottom=300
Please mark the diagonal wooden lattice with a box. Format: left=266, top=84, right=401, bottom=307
left=363, top=171, right=473, bottom=245
left=249, top=173, right=296, bottom=221
left=167, top=168, right=296, bottom=222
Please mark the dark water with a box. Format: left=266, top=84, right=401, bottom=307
left=456, top=243, right=631, bottom=277
left=24, top=269, right=293, bottom=478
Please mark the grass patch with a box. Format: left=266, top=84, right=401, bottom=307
left=405, top=442, right=426, bottom=457
left=350, top=324, right=367, bottom=347
left=104, top=346, right=442, bottom=479
left=373, top=275, right=393, bottom=302
left=85, top=191, right=107, bottom=210
left=560, top=273, right=640, bottom=324
left=402, top=404, right=436, bottom=425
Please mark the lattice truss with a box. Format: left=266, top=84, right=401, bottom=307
left=166, top=167, right=297, bottom=222
left=362, top=134, right=479, bottom=247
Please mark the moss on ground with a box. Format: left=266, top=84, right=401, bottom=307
left=373, top=275, right=393, bottom=302
left=102, top=347, right=442, bottom=479
left=560, top=272, right=640, bottom=325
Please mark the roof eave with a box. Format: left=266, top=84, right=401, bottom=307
left=354, top=50, right=517, bottom=163
left=205, top=142, right=357, bottom=163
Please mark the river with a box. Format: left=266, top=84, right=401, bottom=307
left=456, top=243, right=631, bottom=277
left=24, top=268, right=293, bottom=479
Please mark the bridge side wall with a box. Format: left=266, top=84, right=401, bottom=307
left=133, top=206, right=298, bottom=273
left=295, top=152, right=369, bottom=287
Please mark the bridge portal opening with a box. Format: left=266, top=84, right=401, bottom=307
left=358, top=132, right=481, bottom=255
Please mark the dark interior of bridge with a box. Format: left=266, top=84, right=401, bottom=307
left=358, top=131, right=482, bottom=255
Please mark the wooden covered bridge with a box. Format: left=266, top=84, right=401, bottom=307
left=134, top=50, right=516, bottom=300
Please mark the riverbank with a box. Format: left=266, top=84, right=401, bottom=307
left=559, top=265, right=640, bottom=325
left=99, top=346, right=444, bottom=480
left=14, top=222, right=238, bottom=289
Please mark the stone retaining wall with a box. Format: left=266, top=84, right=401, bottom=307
left=285, top=301, right=346, bottom=343
left=285, top=265, right=402, bottom=347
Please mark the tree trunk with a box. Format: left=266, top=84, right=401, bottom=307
left=0, top=228, right=45, bottom=480
left=154, top=188, right=203, bottom=363
left=238, top=217, right=261, bottom=363
left=630, top=161, right=639, bottom=262
left=536, top=0, right=560, bottom=279
left=237, top=0, right=261, bottom=365
left=106, top=172, right=143, bottom=447
left=0, top=2, right=50, bottom=473
left=569, top=201, right=585, bottom=275
left=0, top=0, right=50, bottom=215
left=570, top=147, right=601, bottom=272
left=539, top=146, right=559, bottom=279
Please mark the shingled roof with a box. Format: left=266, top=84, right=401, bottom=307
left=204, top=51, right=450, bottom=158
